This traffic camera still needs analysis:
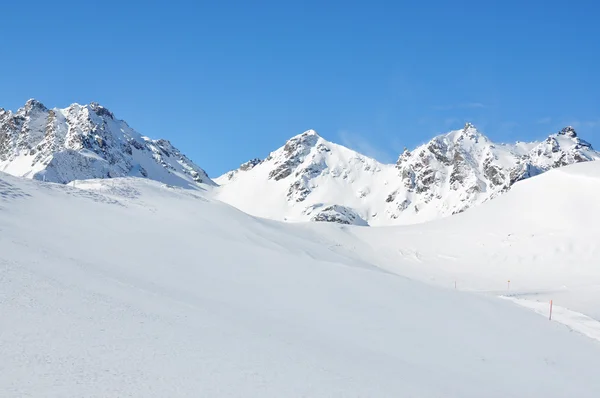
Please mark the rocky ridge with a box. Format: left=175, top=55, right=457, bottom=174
left=216, top=124, right=600, bottom=226
left=0, top=99, right=213, bottom=187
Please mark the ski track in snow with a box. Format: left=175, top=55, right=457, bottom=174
left=501, top=296, right=600, bottom=344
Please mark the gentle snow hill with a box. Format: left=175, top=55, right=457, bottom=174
left=215, top=125, right=599, bottom=226
left=333, top=161, right=600, bottom=319
left=3, top=172, right=600, bottom=397
left=0, top=99, right=214, bottom=188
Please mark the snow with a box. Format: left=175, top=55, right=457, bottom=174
left=215, top=126, right=600, bottom=226
left=0, top=153, right=43, bottom=178
left=0, top=100, right=214, bottom=187
left=215, top=131, right=400, bottom=225
left=3, top=161, right=600, bottom=396
left=501, top=296, right=600, bottom=343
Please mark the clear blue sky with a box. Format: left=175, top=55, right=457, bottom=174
left=1, top=0, right=598, bottom=176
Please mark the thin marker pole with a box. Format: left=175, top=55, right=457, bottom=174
left=549, top=300, right=553, bottom=320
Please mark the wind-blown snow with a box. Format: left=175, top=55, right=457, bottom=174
left=2, top=163, right=600, bottom=397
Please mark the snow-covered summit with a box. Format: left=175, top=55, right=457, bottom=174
left=0, top=99, right=213, bottom=187
left=3, top=98, right=596, bottom=226
left=215, top=128, right=387, bottom=225
left=216, top=124, right=600, bottom=226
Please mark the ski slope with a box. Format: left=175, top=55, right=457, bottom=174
left=2, top=166, right=600, bottom=397
left=338, top=161, right=600, bottom=318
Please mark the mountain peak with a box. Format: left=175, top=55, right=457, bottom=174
left=396, top=147, right=412, bottom=166
left=557, top=126, right=577, bottom=138
left=280, top=129, right=323, bottom=154
left=89, top=102, right=114, bottom=119
left=460, top=122, right=482, bottom=136
left=240, top=158, right=262, bottom=171
left=431, top=123, right=488, bottom=146
left=0, top=100, right=213, bottom=187
left=453, top=122, right=489, bottom=143
left=214, top=123, right=600, bottom=226
left=23, top=98, right=48, bottom=113
left=287, top=129, right=321, bottom=142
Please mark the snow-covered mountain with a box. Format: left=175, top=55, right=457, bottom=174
left=0, top=99, right=213, bottom=187
left=216, top=124, right=599, bottom=226
left=3, top=99, right=596, bottom=226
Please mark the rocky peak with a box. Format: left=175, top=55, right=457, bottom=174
left=546, top=126, right=593, bottom=151
left=215, top=158, right=263, bottom=184
left=215, top=124, right=600, bottom=226
left=282, top=129, right=320, bottom=152
left=558, top=126, right=577, bottom=138
left=453, top=122, right=487, bottom=143
left=21, top=98, right=48, bottom=115
left=300, top=129, right=319, bottom=137
left=266, top=130, right=329, bottom=182
left=396, top=147, right=411, bottom=166
left=89, top=102, right=114, bottom=119
left=240, top=158, right=262, bottom=171
left=0, top=100, right=213, bottom=187
left=385, top=122, right=600, bottom=222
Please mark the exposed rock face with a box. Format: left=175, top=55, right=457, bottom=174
left=240, top=158, right=262, bottom=171
left=216, top=158, right=262, bottom=184
left=216, top=124, right=599, bottom=226
left=303, top=203, right=368, bottom=226
left=385, top=123, right=599, bottom=221
left=267, top=131, right=325, bottom=181
left=0, top=99, right=213, bottom=187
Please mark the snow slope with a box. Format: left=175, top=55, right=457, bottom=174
left=3, top=172, right=600, bottom=397
left=338, top=161, right=600, bottom=319
left=0, top=99, right=213, bottom=187
left=216, top=125, right=599, bottom=226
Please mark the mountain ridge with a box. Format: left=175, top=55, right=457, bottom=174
left=2, top=99, right=598, bottom=226
left=0, top=99, right=214, bottom=187
left=216, top=123, right=599, bottom=225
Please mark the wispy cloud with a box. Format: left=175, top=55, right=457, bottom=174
left=432, top=102, right=486, bottom=111
left=338, top=130, right=395, bottom=163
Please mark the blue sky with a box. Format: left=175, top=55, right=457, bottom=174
left=1, top=0, right=598, bottom=176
